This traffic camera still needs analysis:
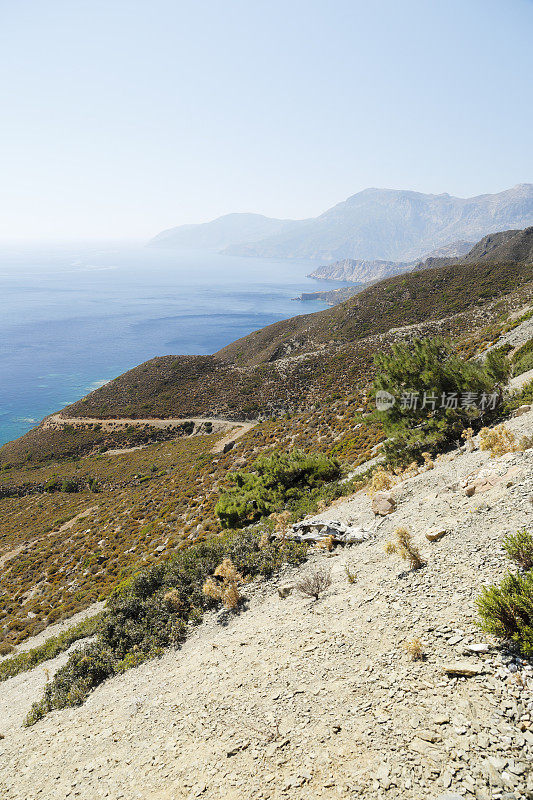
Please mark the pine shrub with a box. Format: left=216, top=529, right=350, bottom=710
left=477, top=571, right=533, bottom=656
left=215, top=449, right=341, bottom=529
left=373, top=337, right=510, bottom=466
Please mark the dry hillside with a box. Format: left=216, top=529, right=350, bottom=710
left=0, top=408, right=531, bottom=800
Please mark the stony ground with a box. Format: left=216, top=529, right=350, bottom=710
left=0, top=411, right=532, bottom=800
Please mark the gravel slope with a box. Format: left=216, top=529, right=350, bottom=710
left=0, top=412, right=532, bottom=800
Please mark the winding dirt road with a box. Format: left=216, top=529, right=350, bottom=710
left=42, top=414, right=256, bottom=454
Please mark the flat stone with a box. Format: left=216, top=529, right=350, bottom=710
left=277, top=585, right=293, bottom=599
left=464, top=643, right=490, bottom=654
left=442, top=662, right=484, bottom=677
left=426, top=527, right=447, bottom=542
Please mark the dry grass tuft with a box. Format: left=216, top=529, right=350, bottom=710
left=461, top=427, right=475, bottom=451
left=479, top=424, right=519, bottom=457
left=520, top=434, right=533, bottom=451
left=385, top=527, right=425, bottom=570
left=403, top=637, right=424, bottom=661
left=163, top=588, right=183, bottom=612
left=366, top=467, right=395, bottom=497
left=202, top=558, right=244, bottom=610
left=344, top=565, right=357, bottom=584
left=421, top=452, right=434, bottom=470
left=316, top=534, right=335, bottom=552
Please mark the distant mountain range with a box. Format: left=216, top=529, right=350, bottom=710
left=149, top=213, right=300, bottom=250
left=149, top=184, right=533, bottom=263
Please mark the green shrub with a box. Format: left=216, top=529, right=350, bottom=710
left=0, top=614, right=102, bottom=683
left=502, top=529, right=533, bottom=570
left=25, top=531, right=307, bottom=725
left=512, top=338, right=533, bottom=377
left=477, top=570, right=533, bottom=656
left=373, top=337, right=510, bottom=465
left=504, top=377, right=533, bottom=414
left=215, top=449, right=341, bottom=528
left=25, top=643, right=116, bottom=725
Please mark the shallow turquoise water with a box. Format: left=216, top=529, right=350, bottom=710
left=0, top=242, right=341, bottom=445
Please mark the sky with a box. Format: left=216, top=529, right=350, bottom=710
left=0, top=0, right=532, bottom=241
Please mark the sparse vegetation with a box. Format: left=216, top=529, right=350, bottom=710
left=0, top=614, right=102, bottom=683
left=0, top=252, right=530, bottom=734
left=295, top=565, right=332, bottom=600
left=479, top=424, right=519, bottom=457
left=344, top=565, right=357, bottom=584
left=385, top=527, right=425, bottom=570
left=25, top=530, right=307, bottom=725
left=502, top=529, right=533, bottom=571
left=477, top=570, right=533, bottom=657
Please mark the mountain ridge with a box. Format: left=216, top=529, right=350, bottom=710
left=149, top=184, right=533, bottom=263
left=149, top=212, right=305, bottom=250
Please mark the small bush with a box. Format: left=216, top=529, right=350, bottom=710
left=512, top=338, right=533, bottom=377
left=479, top=424, right=519, bottom=457
left=477, top=570, right=533, bottom=656
left=403, top=637, right=424, bottom=661
left=366, top=467, right=395, bottom=497
left=0, top=642, right=14, bottom=656
left=202, top=558, right=243, bottom=610
left=25, top=643, right=116, bottom=725
left=295, top=565, right=332, bottom=600
left=385, top=527, right=425, bottom=570
left=503, top=529, right=533, bottom=570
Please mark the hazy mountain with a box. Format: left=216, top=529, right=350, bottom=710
left=225, top=184, right=533, bottom=261
left=148, top=212, right=304, bottom=250
left=149, top=185, right=533, bottom=262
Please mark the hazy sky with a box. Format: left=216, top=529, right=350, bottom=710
left=1, top=0, right=532, bottom=241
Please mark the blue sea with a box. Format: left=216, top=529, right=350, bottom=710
left=0, top=242, right=343, bottom=446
